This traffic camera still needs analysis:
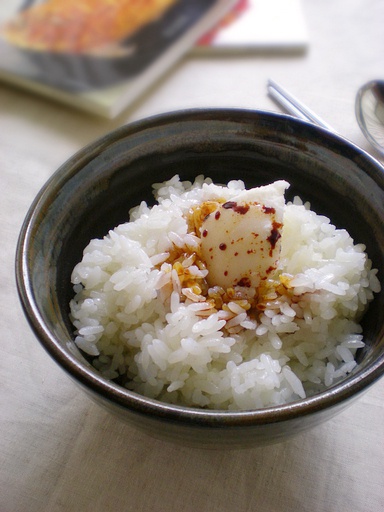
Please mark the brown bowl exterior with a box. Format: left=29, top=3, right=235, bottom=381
left=16, top=109, right=384, bottom=447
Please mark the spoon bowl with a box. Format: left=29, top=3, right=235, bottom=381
left=355, top=80, right=384, bottom=157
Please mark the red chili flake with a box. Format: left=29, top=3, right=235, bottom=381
left=202, top=229, right=208, bottom=237
left=222, top=201, right=249, bottom=214
left=219, top=243, right=227, bottom=251
left=223, top=201, right=237, bottom=209
left=215, top=211, right=221, bottom=220
left=266, top=266, right=276, bottom=274
left=224, top=271, right=228, bottom=276
left=263, top=206, right=276, bottom=214
left=234, top=252, right=239, bottom=256
left=267, top=222, right=282, bottom=256
left=236, top=277, right=251, bottom=287
left=234, top=204, right=249, bottom=214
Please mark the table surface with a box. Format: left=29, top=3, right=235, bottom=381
left=1, top=1, right=384, bottom=511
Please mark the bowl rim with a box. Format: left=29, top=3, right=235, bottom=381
left=16, top=107, right=384, bottom=427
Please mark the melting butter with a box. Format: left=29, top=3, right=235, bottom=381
left=200, top=181, right=289, bottom=290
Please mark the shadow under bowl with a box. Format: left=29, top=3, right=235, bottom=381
left=16, top=109, right=384, bottom=448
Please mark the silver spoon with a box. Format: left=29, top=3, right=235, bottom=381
left=355, top=80, right=384, bottom=157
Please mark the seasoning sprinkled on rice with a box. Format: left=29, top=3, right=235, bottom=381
left=69, top=175, right=380, bottom=410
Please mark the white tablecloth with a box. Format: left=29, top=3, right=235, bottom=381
left=1, top=1, right=384, bottom=510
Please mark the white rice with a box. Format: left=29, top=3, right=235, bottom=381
left=69, top=175, right=381, bottom=410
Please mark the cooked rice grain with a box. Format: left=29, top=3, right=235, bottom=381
left=70, top=175, right=380, bottom=410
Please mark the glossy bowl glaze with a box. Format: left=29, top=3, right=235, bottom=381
left=16, top=109, right=384, bottom=448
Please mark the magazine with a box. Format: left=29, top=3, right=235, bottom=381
left=193, top=0, right=308, bottom=54
left=0, top=0, right=237, bottom=118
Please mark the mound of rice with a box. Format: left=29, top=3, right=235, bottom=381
left=69, top=175, right=381, bottom=410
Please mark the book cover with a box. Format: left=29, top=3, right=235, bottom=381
left=193, top=0, right=308, bottom=54
left=0, top=0, right=237, bottom=118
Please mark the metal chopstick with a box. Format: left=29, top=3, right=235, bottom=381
left=267, top=79, right=335, bottom=132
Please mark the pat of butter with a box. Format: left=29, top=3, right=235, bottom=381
left=200, top=181, right=289, bottom=290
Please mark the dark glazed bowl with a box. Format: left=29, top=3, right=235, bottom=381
left=16, top=109, right=384, bottom=448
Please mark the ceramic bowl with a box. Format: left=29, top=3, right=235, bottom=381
left=16, top=109, right=384, bottom=448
